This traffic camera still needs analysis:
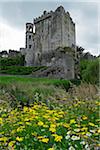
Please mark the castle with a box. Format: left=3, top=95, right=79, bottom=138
left=21, top=6, right=76, bottom=79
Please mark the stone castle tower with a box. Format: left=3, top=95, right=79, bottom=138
left=21, top=6, right=76, bottom=79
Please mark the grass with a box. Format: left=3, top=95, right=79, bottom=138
left=0, top=75, right=99, bottom=149
left=0, top=75, right=70, bottom=107
left=0, top=75, right=70, bottom=88
left=0, top=66, right=48, bottom=75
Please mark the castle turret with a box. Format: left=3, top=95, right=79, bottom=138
left=25, top=23, right=33, bottom=50
left=25, top=23, right=34, bottom=66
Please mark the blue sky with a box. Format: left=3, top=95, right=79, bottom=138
left=0, top=0, right=100, bottom=55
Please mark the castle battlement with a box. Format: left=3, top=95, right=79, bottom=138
left=34, top=13, right=52, bottom=24
left=34, top=11, right=53, bottom=24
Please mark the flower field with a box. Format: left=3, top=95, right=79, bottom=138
left=0, top=99, right=100, bottom=150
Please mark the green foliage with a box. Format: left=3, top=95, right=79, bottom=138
left=0, top=66, right=48, bottom=75
left=80, top=59, right=99, bottom=84
left=0, top=55, right=25, bottom=66
left=70, top=79, right=81, bottom=86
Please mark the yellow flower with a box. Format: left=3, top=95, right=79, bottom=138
left=24, top=118, right=30, bottom=122
left=40, top=138, right=49, bottom=143
left=0, top=118, right=3, bottom=124
left=43, top=124, right=48, bottom=128
left=50, top=124, right=56, bottom=128
left=16, top=137, right=23, bottom=142
left=49, top=127, right=56, bottom=133
left=70, top=119, right=76, bottom=124
left=23, top=106, right=28, bottom=112
left=37, top=121, right=44, bottom=126
left=32, top=132, right=37, bottom=136
left=63, top=123, right=70, bottom=128
left=95, top=101, right=100, bottom=106
left=54, top=135, right=62, bottom=142
left=37, top=136, right=44, bottom=139
left=17, top=127, right=24, bottom=132
left=0, top=137, right=7, bottom=143
left=49, top=124, right=56, bottom=132
left=8, top=141, right=16, bottom=147
left=89, top=122, right=95, bottom=127
left=97, top=129, right=100, bottom=133
left=26, top=122, right=31, bottom=126
left=48, top=148, right=55, bottom=150
left=82, top=115, right=88, bottom=120
left=81, top=127, right=88, bottom=131
left=11, top=129, right=16, bottom=134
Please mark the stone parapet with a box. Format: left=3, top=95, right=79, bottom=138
left=34, top=11, right=53, bottom=24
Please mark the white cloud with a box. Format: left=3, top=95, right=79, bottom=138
left=0, top=19, right=25, bottom=51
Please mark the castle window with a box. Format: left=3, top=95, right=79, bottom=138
left=29, top=45, right=32, bottom=49
left=29, top=35, right=31, bottom=39
left=29, top=28, right=32, bottom=32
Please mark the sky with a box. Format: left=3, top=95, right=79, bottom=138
left=0, top=0, right=100, bottom=56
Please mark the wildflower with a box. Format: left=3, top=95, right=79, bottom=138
left=26, top=122, right=31, bottom=126
left=63, top=123, right=70, bottom=128
left=32, top=132, right=37, bottom=136
left=85, top=144, right=90, bottom=150
left=69, top=146, right=75, bottom=150
left=48, top=148, right=55, bottom=150
left=65, top=135, right=70, bottom=140
left=86, top=132, right=92, bottom=137
left=0, top=118, right=3, bottom=124
left=80, top=141, right=85, bottom=145
left=89, top=122, right=95, bottom=127
left=70, top=119, right=76, bottom=124
left=37, top=136, right=44, bottom=139
left=74, top=128, right=80, bottom=132
left=71, top=135, right=80, bottom=141
left=81, top=127, right=88, bottom=131
left=97, top=129, right=100, bottom=133
left=17, top=127, right=24, bottom=132
left=95, top=101, right=100, bottom=106
left=0, top=137, right=7, bottom=143
left=81, top=132, right=86, bottom=135
left=82, top=115, right=88, bottom=120
left=90, top=129, right=95, bottom=133
left=40, top=138, right=49, bottom=143
left=11, top=129, right=16, bottom=134
left=23, top=106, right=28, bottom=112
left=54, top=135, right=62, bottom=142
left=67, top=130, right=71, bottom=135
left=43, top=124, right=48, bottom=128
left=16, top=137, right=23, bottom=142
left=49, top=124, right=56, bottom=133
left=8, top=141, right=16, bottom=147
left=38, top=121, right=44, bottom=126
left=49, top=127, right=56, bottom=132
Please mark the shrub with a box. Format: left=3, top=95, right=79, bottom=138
left=80, top=59, right=99, bottom=84
left=0, top=55, right=25, bottom=66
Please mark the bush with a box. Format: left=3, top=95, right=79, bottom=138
left=80, top=59, right=99, bottom=84
left=0, top=55, right=25, bottom=66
